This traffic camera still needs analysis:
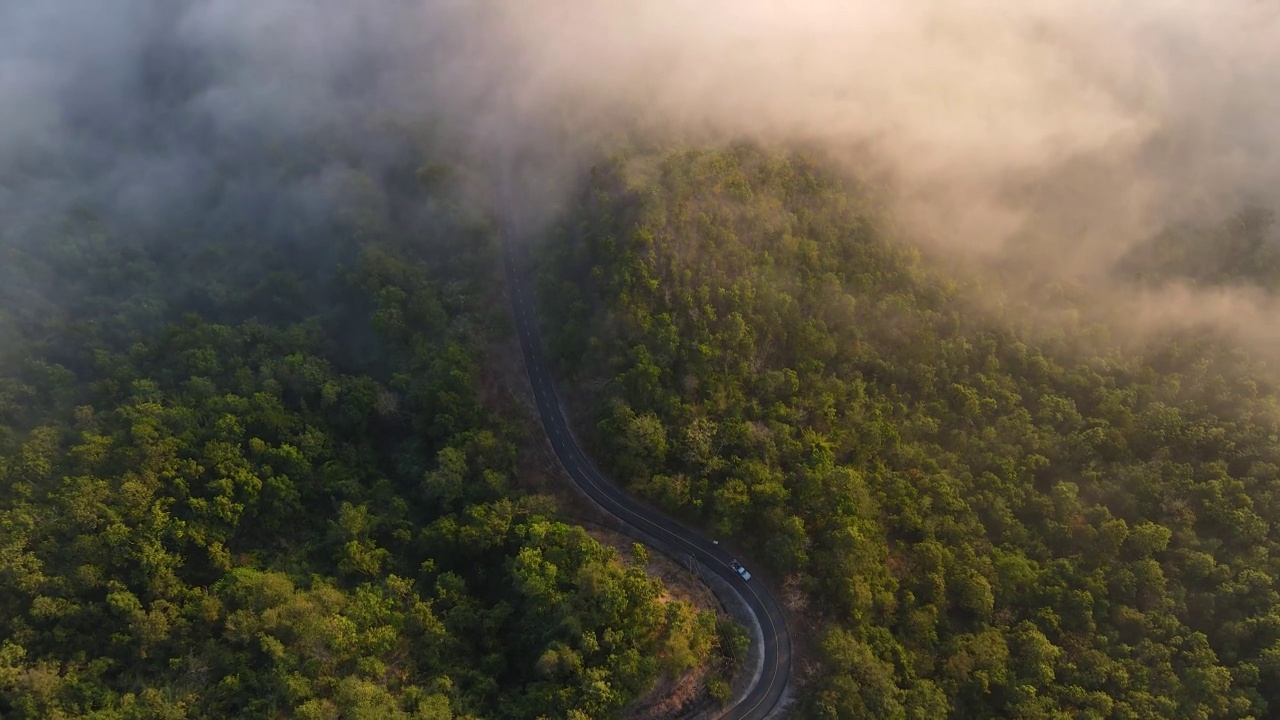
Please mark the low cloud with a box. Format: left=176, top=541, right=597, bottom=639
left=3, top=1, right=1280, bottom=357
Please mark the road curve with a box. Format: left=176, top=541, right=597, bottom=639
left=497, top=169, right=792, bottom=720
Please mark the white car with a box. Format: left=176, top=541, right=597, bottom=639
left=730, top=560, right=751, bottom=581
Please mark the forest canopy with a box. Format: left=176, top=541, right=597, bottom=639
left=7, top=2, right=1280, bottom=719
left=540, top=145, right=1280, bottom=719
left=0, top=137, right=724, bottom=719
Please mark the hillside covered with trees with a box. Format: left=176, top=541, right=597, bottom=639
left=540, top=145, right=1280, bottom=719
left=0, top=138, right=726, bottom=719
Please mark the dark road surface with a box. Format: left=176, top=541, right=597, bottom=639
left=498, top=173, right=792, bottom=719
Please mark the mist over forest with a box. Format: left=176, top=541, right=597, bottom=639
left=5, top=1, right=1280, bottom=351
left=5, top=1, right=1280, bottom=719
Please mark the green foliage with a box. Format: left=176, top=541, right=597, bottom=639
left=541, top=144, right=1280, bottom=718
left=0, top=139, right=719, bottom=718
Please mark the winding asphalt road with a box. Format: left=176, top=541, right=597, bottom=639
left=498, top=171, right=792, bottom=719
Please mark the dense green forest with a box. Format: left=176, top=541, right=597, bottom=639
left=0, top=138, right=726, bottom=718
left=10, top=122, right=1280, bottom=720
left=540, top=145, right=1280, bottom=718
